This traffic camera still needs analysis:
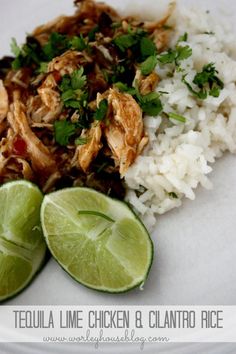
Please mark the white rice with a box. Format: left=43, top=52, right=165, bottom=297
left=125, top=6, right=236, bottom=231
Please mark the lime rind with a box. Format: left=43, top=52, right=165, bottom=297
left=0, top=180, right=47, bottom=302
left=41, top=187, right=153, bottom=293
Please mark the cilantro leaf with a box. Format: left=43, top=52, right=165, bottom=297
left=59, top=69, right=88, bottom=109
left=140, top=37, right=157, bottom=59
left=70, top=35, right=87, bottom=51
left=183, top=63, right=224, bottom=99
left=158, top=45, right=192, bottom=65
left=43, top=32, right=70, bottom=61
left=36, top=62, right=48, bottom=74
left=11, top=36, right=43, bottom=70
left=54, top=120, right=76, bottom=146
left=177, top=32, right=188, bottom=43
left=114, top=82, right=136, bottom=95
left=10, top=38, right=21, bottom=56
left=140, top=55, right=158, bottom=75
left=176, top=45, right=192, bottom=62
left=113, top=34, right=138, bottom=52
left=157, top=49, right=176, bottom=64
left=94, top=99, right=108, bottom=120
left=138, top=92, right=163, bottom=116
left=169, top=192, right=178, bottom=198
left=71, top=68, right=87, bottom=90
left=75, top=137, right=88, bottom=145
left=168, top=112, right=186, bottom=123
left=88, top=25, right=100, bottom=41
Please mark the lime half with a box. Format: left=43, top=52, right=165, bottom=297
left=0, top=180, right=47, bottom=302
left=41, top=187, right=153, bottom=293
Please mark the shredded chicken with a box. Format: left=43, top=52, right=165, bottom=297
left=47, top=50, right=87, bottom=76
left=139, top=72, right=160, bottom=96
left=0, top=0, right=172, bottom=195
left=37, top=74, right=63, bottom=122
left=105, top=89, right=148, bottom=175
left=0, top=80, right=8, bottom=123
left=8, top=93, right=57, bottom=174
left=76, top=121, right=103, bottom=172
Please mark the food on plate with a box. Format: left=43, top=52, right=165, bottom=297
left=0, top=0, right=236, bottom=296
left=41, top=187, right=153, bottom=292
left=0, top=180, right=46, bottom=302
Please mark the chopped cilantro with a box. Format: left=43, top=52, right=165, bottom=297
left=59, top=68, right=88, bottom=109
left=113, top=27, right=147, bottom=54
left=10, top=38, right=21, bottom=56
left=140, top=55, right=158, bottom=75
left=169, top=192, right=178, bottom=198
left=115, top=83, right=163, bottom=116
left=94, top=99, right=108, bottom=121
left=178, top=32, right=188, bottom=42
left=138, top=91, right=163, bottom=116
left=140, top=37, right=157, bottom=59
left=113, top=33, right=138, bottom=52
left=11, top=36, right=43, bottom=70
left=36, top=62, right=48, bottom=74
left=43, top=32, right=70, bottom=61
left=70, top=68, right=87, bottom=90
left=157, top=49, right=176, bottom=64
left=158, top=45, right=192, bottom=65
left=111, top=22, right=122, bottom=29
left=54, top=120, right=76, bottom=146
left=114, top=82, right=136, bottom=95
left=204, top=31, right=215, bottom=35
left=168, top=112, right=186, bottom=123
left=88, top=25, right=100, bottom=41
left=70, top=35, right=87, bottom=51
left=182, top=63, right=224, bottom=99
left=75, top=137, right=88, bottom=145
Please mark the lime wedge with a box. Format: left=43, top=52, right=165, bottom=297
left=41, top=187, right=153, bottom=293
left=0, top=180, right=47, bottom=302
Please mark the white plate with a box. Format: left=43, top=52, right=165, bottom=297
left=0, top=0, right=236, bottom=352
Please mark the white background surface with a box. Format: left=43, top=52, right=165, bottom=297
left=0, top=0, right=236, bottom=352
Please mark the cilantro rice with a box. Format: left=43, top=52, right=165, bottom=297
left=125, top=5, right=236, bottom=230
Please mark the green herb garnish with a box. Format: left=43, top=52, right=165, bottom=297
left=178, top=32, right=188, bottom=42
left=88, top=26, right=100, bottom=41
left=169, top=192, right=178, bottom=198
left=54, top=120, right=76, bottom=146
left=70, top=35, right=87, bottom=51
left=43, top=32, right=70, bottom=61
left=158, top=45, right=192, bottom=66
left=60, top=68, right=88, bottom=109
left=11, top=37, right=43, bottom=70
left=75, top=137, right=88, bottom=145
left=138, top=91, right=163, bottom=116
left=115, top=83, right=163, bottom=116
left=182, top=63, right=224, bottom=99
left=114, top=82, right=136, bottom=95
left=168, top=112, right=186, bottom=123
left=94, top=99, right=108, bottom=121
left=10, top=38, right=21, bottom=56
left=140, top=37, right=157, bottom=59
left=140, top=55, right=158, bottom=75
left=113, top=33, right=138, bottom=52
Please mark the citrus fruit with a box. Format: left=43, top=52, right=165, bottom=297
left=41, top=187, right=153, bottom=293
left=0, top=180, right=46, bottom=302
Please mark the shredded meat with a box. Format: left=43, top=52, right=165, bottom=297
left=0, top=80, right=8, bottom=123
left=105, top=89, right=148, bottom=175
left=0, top=0, right=173, bottom=196
left=8, top=93, right=57, bottom=174
left=139, top=72, right=160, bottom=96
left=76, top=121, right=103, bottom=172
